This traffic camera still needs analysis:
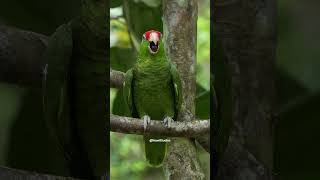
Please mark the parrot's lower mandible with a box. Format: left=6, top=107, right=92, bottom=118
left=123, top=30, right=182, bottom=166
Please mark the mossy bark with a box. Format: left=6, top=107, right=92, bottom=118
left=163, top=0, right=205, bottom=179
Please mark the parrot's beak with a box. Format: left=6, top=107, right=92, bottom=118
left=148, top=40, right=159, bottom=54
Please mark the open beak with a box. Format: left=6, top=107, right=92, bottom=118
left=148, top=40, right=159, bottom=54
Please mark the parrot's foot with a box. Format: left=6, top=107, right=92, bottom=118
left=143, top=115, right=151, bottom=131
left=163, top=116, right=174, bottom=128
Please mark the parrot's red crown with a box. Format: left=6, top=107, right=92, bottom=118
left=143, top=30, right=162, bottom=41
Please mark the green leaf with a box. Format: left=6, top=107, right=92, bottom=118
left=110, top=0, right=123, bottom=8
left=112, top=89, right=131, bottom=117
left=110, top=19, right=131, bottom=48
left=277, top=0, right=320, bottom=92
left=196, top=81, right=207, bottom=95
left=196, top=90, right=210, bottom=119
left=123, top=0, right=162, bottom=52
left=275, top=92, right=320, bottom=179
left=276, top=67, right=309, bottom=109
left=133, top=0, right=161, bottom=7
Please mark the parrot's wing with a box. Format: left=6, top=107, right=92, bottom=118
left=123, top=68, right=137, bottom=116
left=42, top=24, right=73, bottom=159
left=170, top=63, right=182, bottom=117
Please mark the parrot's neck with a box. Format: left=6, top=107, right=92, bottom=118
left=134, top=41, right=171, bottom=78
left=134, top=56, right=171, bottom=91
left=134, top=49, right=171, bottom=85
left=135, top=55, right=169, bottom=72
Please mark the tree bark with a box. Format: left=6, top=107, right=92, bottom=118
left=214, top=0, right=276, bottom=179
left=0, top=166, right=109, bottom=180
left=0, top=166, right=82, bottom=180
left=110, top=69, right=124, bottom=88
left=162, top=0, right=205, bottom=179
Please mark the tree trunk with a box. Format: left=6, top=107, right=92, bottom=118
left=214, top=0, right=276, bottom=179
left=162, top=0, right=205, bottom=179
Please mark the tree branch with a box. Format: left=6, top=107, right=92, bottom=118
left=110, top=69, right=124, bottom=88
left=0, top=166, right=82, bottom=180
left=0, top=166, right=109, bottom=180
left=110, top=114, right=209, bottom=137
left=0, top=24, right=48, bottom=86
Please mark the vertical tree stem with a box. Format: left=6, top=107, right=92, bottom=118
left=162, top=0, right=205, bottom=179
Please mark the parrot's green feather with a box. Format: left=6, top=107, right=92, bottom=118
left=123, top=69, right=134, bottom=116
left=144, top=135, right=167, bottom=167
left=170, top=64, right=182, bottom=118
left=123, top=35, right=182, bottom=166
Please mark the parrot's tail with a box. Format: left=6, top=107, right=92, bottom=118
left=144, top=135, right=167, bottom=167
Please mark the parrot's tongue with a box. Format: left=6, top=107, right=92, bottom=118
left=149, top=41, right=158, bottom=53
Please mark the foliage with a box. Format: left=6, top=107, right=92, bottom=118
left=275, top=0, right=320, bottom=179
left=110, top=132, right=149, bottom=180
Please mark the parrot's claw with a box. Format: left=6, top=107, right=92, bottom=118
left=163, top=116, right=174, bottom=128
left=143, top=115, right=151, bottom=131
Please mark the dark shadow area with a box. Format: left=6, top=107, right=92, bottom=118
left=6, top=87, right=69, bottom=176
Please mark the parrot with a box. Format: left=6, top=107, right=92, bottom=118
left=123, top=30, right=182, bottom=166
left=211, top=34, right=232, bottom=178
left=42, top=0, right=107, bottom=179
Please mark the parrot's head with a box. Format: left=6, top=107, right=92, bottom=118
left=141, top=30, right=163, bottom=55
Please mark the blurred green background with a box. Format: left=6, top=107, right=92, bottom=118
left=275, top=0, right=320, bottom=179
left=109, top=0, right=210, bottom=179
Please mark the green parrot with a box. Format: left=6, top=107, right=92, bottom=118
left=42, top=0, right=107, bottom=179
left=123, top=30, right=182, bottom=166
